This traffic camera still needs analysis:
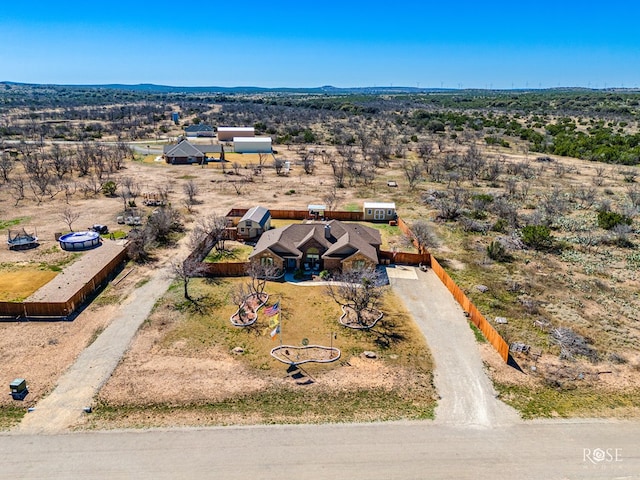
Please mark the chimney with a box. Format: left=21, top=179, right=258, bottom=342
left=324, top=224, right=331, bottom=240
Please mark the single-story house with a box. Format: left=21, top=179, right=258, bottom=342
left=163, top=140, right=223, bottom=164
left=218, top=126, right=255, bottom=141
left=185, top=124, right=214, bottom=137
left=233, top=136, right=272, bottom=154
left=363, top=202, right=397, bottom=222
left=237, top=206, right=271, bottom=240
left=248, top=220, right=381, bottom=273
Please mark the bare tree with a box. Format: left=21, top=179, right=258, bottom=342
left=9, top=176, right=26, bottom=206
left=192, top=213, right=229, bottom=254
left=401, top=160, right=424, bottom=191
left=411, top=220, right=437, bottom=254
left=246, top=261, right=280, bottom=296
left=183, top=179, right=199, bottom=205
left=325, top=265, right=385, bottom=327
left=49, top=144, right=72, bottom=180
left=59, top=207, right=80, bottom=231
left=169, top=257, right=207, bottom=301
left=0, top=150, right=15, bottom=182
left=322, top=185, right=339, bottom=211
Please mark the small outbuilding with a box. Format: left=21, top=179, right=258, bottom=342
left=237, top=206, right=271, bottom=240
left=308, top=204, right=326, bottom=219
left=217, top=126, right=255, bottom=141
left=185, top=124, right=214, bottom=137
left=233, top=136, right=272, bottom=154
left=363, top=202, right=397, bottom=222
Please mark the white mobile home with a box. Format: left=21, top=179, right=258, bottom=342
left=233, top=136, right=272, bottom=154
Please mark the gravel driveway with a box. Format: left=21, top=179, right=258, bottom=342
left=388, top=266, right=520, bottom=426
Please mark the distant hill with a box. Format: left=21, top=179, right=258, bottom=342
left=0, top=81, right=461, bottom=95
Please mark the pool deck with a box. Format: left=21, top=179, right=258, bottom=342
left=26, top=240, right=126, bottom=303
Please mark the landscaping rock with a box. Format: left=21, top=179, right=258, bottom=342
left=476, top=284, right=489, bottom=293
left=495, top=316, right=508, bottom=324
left=232, top=347, right=245, bottom=355
left=362, top=351, right=377, bottom=359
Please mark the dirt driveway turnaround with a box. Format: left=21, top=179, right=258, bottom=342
left=388, top=266, right=520, bottom=426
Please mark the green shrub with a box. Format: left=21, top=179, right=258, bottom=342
left=521, top=225, right=554, bottom=251
left=597, top=210, right=632, bottom=230
left=102, top=180, right=117, bottom=196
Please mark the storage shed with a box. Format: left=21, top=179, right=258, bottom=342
left=218, top=126, right=255, bottom=141
left=233, top=136, right=272, bottom=154
left=238, top=206, right=271, bottom=240
left=363, top=202, right=397, bottom=222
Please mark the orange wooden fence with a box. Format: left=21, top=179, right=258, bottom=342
left=429, top=255, right=509, bottom=362
left=0, top=247, right=127, bottom=320
left=226, top=208, right=363, bottom=222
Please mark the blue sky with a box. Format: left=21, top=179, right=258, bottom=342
left=1, top=1, right=639, bottom=88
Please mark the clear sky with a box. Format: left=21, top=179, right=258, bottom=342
left=1, top=0, right=639, bottom=89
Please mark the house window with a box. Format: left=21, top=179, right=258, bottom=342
left=367, top=209, right=372, bottom=215
left=387, top=210, right=393, bottom=215
left=240, top=228, right=245, bottom=233
left=353, top=260, right=366, bottom=269
left=261, top=257, right=274, bottom=266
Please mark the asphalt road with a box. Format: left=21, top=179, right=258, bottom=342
left=2, top=421, right=638, bottom=479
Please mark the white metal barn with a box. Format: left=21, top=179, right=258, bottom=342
left=233, top=136, right=272, bottom=153
left=217, top=126, right=255, bottom=141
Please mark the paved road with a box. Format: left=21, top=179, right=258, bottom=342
left=2, top=421, right=638, bottom=479
left=17, top=270, right=173, bottom=434
left=388, top=266, right=519, bottom=426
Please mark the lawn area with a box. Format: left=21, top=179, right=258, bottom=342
left=204, top=241, right=254, bottom=262
left=88, top=277, right=435, bottom=428
left=355, top=221, right=415, bottom=252
left=0, top=267, right=58, bottom=301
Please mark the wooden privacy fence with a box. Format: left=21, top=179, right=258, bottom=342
left=429, top=255, right=510, bottom=362
left=198, top=262, right=249, bottom=277
left=379, top=250, right=431, bottom=265
left=0, top=247, right=127, bottom=320
left=226, top=208, right=363, bottom=222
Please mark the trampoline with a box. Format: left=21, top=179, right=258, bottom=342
left=58, top=231, right=101, bottom=251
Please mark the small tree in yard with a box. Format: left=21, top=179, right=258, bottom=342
left=170, top=257, right=207, bottom=302
left=325, top=265, right=385, bottom=328
left=59, top=206, right=80, bottom=232
left=246, top=261, right=280, bottom=296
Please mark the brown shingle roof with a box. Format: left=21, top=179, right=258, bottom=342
left=249, top=220, right=380, bottom=264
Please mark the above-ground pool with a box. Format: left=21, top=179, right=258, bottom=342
left=58, top=231, right=101, bottom=251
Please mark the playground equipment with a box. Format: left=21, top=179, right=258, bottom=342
left=7, top=228, right=38, bottom=250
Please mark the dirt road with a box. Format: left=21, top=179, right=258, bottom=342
left=387, top=266, right=520, bottom=426
left=17, top=266, right=174, bottom=434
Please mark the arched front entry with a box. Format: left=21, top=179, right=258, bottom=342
left=304, top=247, right=321, bottom=271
